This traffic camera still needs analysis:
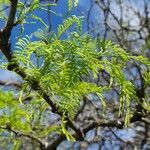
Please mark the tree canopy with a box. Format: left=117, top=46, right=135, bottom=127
left=0, top=0, right=150, bottom=149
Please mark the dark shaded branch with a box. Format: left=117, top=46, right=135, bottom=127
left=46, top=112, right=144, bottom=150
left=0, top=0, right=18, bottom=60
left=109, top=127, right=135, bottom=149
left=0, top=0, right=24, bottom=75
left=0, top=79, right=22, bottom=88
left=0, top=125, right=46, bottom=148
left=140, top=123, right=149, bottom=149
left=0, top=6, right=9, bottom=13
left=142, top=117, right=150, bottom=125
left=5, top=0, right=18, bottom=31
left=134, top=64, right=145, bottom=114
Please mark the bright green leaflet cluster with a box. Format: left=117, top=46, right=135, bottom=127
left=14, top=17, right=105, bottom=119
left=0, top=90, right=31, bottom=133
left=13, top=15, right=150, bottom=124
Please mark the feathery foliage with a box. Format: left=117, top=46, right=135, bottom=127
left=13, top=19, right=150, bottom=124
left=68, top=0, right=79, bottom=11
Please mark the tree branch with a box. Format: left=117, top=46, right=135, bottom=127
left=0, top=79, right=22, bottom=88
left=46, top=113, right=143, bottom=150
left=0, top=125, right=46, bottom=148
left=141, top=117, right=150, bottom=125
left=0, top=0, right=18, bottom=59
left=5, top=0, right=18, bottom=31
